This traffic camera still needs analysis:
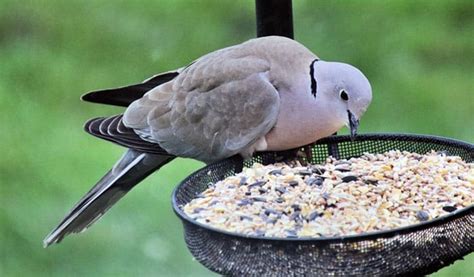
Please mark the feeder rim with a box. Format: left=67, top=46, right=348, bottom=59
left=172, top=133, right=473, bottom=243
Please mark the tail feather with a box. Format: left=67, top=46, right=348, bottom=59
left=44, top=149, right=175, bottom=247
left=81, top=71, right=179, bottom=107
left=84, top=115, right=170, bottom=155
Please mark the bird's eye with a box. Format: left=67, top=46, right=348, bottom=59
left=340, top=90, right=349, bottom=101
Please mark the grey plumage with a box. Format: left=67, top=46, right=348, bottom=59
left=44, top=36, right=372, bottom=246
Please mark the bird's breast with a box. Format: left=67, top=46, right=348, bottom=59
left=264, top=86, right=341, bottom=151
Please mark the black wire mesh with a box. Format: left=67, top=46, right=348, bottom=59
left=172, top=134, right=474, bottom=276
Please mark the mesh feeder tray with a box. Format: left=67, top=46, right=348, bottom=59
left=172, top=134, right=474, bottom=276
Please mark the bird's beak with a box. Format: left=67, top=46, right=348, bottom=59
left=347, top=110, right=359, bottom=140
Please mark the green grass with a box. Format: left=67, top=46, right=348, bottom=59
left=1, top=0, right=472, bottom=276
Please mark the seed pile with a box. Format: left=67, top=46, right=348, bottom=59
left=183, top=150, right=473, bottom=238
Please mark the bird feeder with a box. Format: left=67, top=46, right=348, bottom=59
left=172, top=1, right=474, bottom=275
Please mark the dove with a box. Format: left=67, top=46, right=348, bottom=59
left=44, top=36, right=372, bottom=246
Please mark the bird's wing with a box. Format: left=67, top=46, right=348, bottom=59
left=124, top=51, right=280, bottom=162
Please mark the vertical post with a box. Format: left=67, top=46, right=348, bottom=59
left=255, top=0, right=293, bottom=39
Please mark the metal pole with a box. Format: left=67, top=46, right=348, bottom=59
left=255, top=0, right=293, bottom=39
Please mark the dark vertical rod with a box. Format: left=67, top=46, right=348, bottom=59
left=255, top=0, right=293, bottom=39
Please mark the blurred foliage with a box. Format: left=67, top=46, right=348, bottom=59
left=0, top=0, right=472, bottom=276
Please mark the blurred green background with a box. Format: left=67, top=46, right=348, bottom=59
left=1, top=0, right=473, bottom=276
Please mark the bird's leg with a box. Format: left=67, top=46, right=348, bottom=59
left=295, top=144, right=313, bottom=166
left=303, top=143, right=314, bottom=163
left=275, top=148, right=300, bottom=163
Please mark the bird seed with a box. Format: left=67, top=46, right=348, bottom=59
left=183, top=150, right=473, bottom=238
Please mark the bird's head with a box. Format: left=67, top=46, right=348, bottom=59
left=311, top=60, right=372, bottom=139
